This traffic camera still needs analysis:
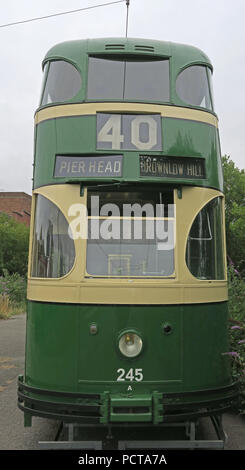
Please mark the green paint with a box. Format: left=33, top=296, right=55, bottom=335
left=25, top=301, right=231, bottom=396
left=33, top=37, right=223, bottom=190
left=34, top=115, right=222, bottom=190
left=42, top=38, right=212, bottom=106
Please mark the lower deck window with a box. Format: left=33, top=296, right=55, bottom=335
left=87, top=235, right=174, bottom=277
left=186, top=197, right=225, bottom=280
left=31, top=195, right=75, bottom=278
left=86, top=189, right=175, bottom=277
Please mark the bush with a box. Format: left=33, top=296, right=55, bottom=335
left=0, top=294, right=10, bottom=319
left=227, top=264, right=245, bottom=324
left=222, top=156, right=245, bottom=274
left=0, top=270, right=27, bottom=319
left=226, top=265, right=245, bottom=410
left=0, top=213, right=29, bottom=276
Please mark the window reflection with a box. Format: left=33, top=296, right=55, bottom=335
left=87, top=57, right=169, bottom=102
left=86, top=224, right=175, bottom=277
left=41, top=61, right=82, bottom=105
left=31, top=195, right=75, bottom=278
left=176, top=65, right=213, bottom=110
left=86, top=189, right=175, bottom=277
left=186, top=197, right=225, bottom=280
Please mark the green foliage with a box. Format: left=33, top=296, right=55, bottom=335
left=223, top=155, right=245, bottom=405
left=0, top=270, right=27, bottom=318
left=226, top=265, right=245, bottom=409
left=0, top=213, right=29, bottom=276
left=0, top=213, right=29, bottom=317
left=0, top=269, right=27, bottom=303
left=227, top=265, right=245, bottom=322
left=222, top=155, right=245, bottom=273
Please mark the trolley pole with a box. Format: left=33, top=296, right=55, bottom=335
left=126, top=0, right=130, bottom=37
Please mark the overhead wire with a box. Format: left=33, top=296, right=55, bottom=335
left=0, top=0, right=125, bottom=29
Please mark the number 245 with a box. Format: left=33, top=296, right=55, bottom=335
left=117, top=368, right=143, bottom=382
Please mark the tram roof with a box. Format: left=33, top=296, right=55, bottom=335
left=42, top=37, right=213, bottom=71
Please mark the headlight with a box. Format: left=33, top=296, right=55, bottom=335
left=119, top=332, right=143, bottom=358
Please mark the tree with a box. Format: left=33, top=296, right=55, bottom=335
left=0, top=213, right=29, bottom=276
left=222, top=155, right=245, bottom=273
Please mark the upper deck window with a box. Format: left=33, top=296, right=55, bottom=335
left=176, top=65, right=213, bottom=110
left=41, top=60, right=82, bottom=105
left=87, top=57, right=169, bottom=102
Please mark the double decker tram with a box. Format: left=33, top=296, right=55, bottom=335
left=18, top=38, right=240, bottom=448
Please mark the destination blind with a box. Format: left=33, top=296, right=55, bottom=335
left=140, top=155, right=206, bottom=179
left=54, top=155, right=123, bottom=178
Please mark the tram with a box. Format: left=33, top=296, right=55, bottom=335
left=18, top=38, right=239, bottom=445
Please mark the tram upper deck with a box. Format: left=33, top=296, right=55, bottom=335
left=33, top=38, right=223, bottom=191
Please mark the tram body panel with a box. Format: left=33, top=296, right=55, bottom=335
left=33, top=107, right=222, bottom=191
left=25, top=301, right=230, bottom=393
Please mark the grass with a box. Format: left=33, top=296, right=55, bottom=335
left=0, top=271, right=27, bottom=319
left=0, top=294, right=26, bottom=319
left=0, top=294, right=10, bottom=319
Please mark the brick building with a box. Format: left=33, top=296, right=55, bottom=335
left=0, top=192, right=32, bottom=227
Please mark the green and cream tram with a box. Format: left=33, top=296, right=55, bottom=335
left=18, top=38, right=239, bottom=446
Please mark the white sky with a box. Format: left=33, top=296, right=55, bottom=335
left=0, top=0, right=244, bottom=194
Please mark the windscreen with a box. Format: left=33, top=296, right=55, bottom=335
left=86, top=189, right=175, bottom=277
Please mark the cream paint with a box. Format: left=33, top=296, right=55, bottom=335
left=27, top=185, right=227, bottom=304
left=34, top=102, right=218, bottom=128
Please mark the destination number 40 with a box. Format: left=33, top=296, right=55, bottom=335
left=117, top=368, right=144, bottom=382
left=97, top=115, right=158, bottom=151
